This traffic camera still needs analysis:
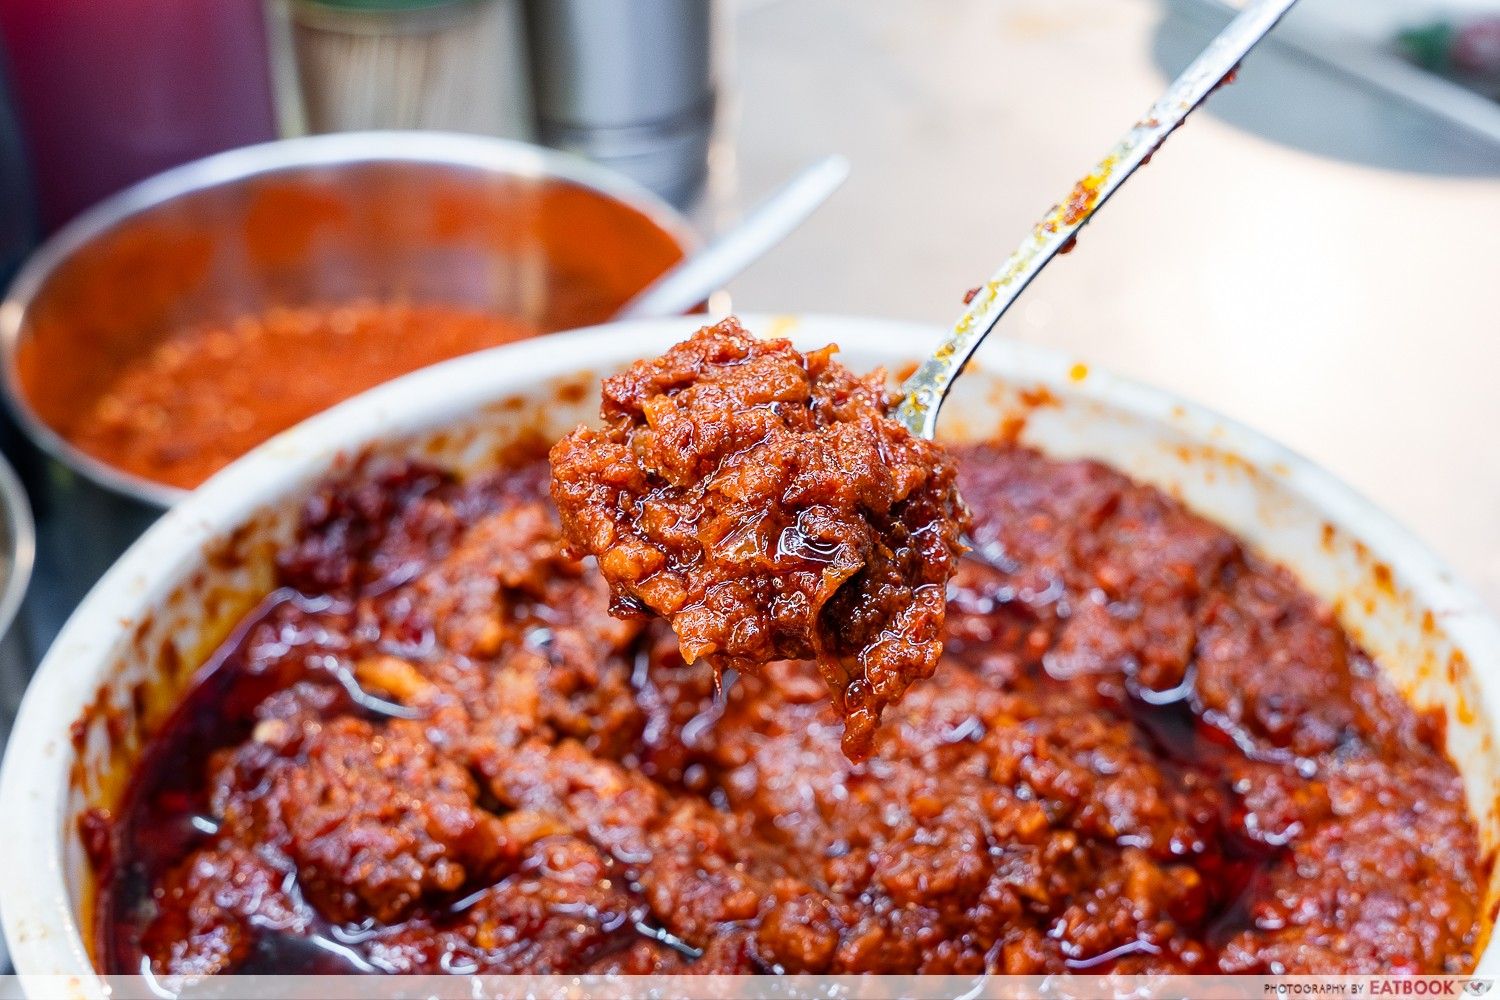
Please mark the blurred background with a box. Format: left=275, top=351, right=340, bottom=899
left=0, top=9, right=1495, bottom=972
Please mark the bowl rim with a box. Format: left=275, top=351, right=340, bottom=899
left=4, top=313, right=1497, bottom=981
left=0, top=450, right=34, bottom=642
left=0, top=130, right=699, bottom=510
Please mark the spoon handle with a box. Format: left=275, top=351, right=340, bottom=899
left=893, top=0, right=1300, bottom=440
left=613, top=155, right=851, bottom=321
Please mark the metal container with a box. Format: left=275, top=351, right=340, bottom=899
left=0, top=449, right=31, bottom=976
left=268, top=0, right=535, bottom=139
left=525, top=0, right=718, bottom=206
left=0, top=448, right=33, bottom=759
left=0, top=131, right=694, bottom=633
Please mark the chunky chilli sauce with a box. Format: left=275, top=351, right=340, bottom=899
left=87, top=420, right=1483, bottom=975
left=549, top=319, right=970, bottom=760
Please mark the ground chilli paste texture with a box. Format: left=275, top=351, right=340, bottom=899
left=62, top=302, right=537, bottom=491
left=549, top=319, right=970, bottom=761
left=92, top=443, right=1482, bottom=976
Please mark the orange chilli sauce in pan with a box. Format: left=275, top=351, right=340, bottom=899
left=13, top=175, right=687, bottom=492
left=54, top=302, right=538, bottom=491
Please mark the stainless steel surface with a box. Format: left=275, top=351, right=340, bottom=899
left=0, top=131, right=694, bottom=641
left=0, top=453, right=35, bottom=881
left=0, top=449, right=34, bottom=756
left=722, top=0, right=1500, bottom=611
left=614, top=154, right=849, bottom=319
left=525, top=0, right=718, bottom=204
left=0, top=450, right=24, bottom=981
left=269, top=0, right=534, bottom=139
left=894, top=0, right=1300, bottom=439
left=527, top=0, right=714, bottom=125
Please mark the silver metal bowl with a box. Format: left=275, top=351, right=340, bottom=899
left=0, top=131, right=694, bottom=621
left=0, top=448, right=34, bottom=782
left=0, top=448, right=31, bottom=976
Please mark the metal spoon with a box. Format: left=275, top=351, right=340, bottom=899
left=613, top=154, right=851, bottom=320
left=893, top=0, right=1300, bottom=440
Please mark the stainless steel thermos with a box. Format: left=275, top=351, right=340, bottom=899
left=524, top=0, right=718, bottom=206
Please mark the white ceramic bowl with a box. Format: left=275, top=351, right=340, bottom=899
left=3, top=315, right=1497, bottom=990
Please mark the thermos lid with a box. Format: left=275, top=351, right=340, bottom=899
left=526, top=0, right=714, bottom=129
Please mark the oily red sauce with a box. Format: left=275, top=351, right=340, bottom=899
left=14, top=170, right=687, bottom=493
left=90, top=444, right=1483, bottom=977
left=58, top=303, right=537, bottom=491
left=550, top=320, right=970, bottom=761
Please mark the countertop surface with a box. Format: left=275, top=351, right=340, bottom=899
left=719, top=0, right=1500, bottom=610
